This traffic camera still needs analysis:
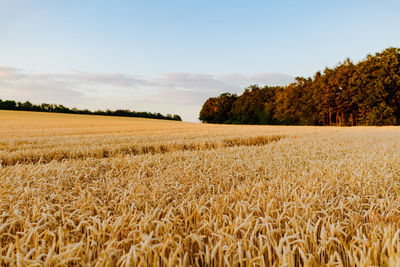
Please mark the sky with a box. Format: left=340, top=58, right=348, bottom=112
left=1, top=0, right=400, bottom=122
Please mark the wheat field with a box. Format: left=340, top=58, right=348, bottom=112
left=1, top=110, right=400, bottom=266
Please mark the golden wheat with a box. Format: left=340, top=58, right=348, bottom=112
left=1, top=110, right=400, bottom=266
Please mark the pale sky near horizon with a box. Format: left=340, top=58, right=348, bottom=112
left=1, top=0, right=400, bottom=121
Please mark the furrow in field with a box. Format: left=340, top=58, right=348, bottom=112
left=0, top=135, right=284, bottom=166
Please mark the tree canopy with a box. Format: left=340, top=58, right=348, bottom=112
left=199, top=47, right=400, bottom=126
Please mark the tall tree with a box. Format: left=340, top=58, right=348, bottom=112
left=200, top=47, right=400, bottom=126
left=199, top=93, right=238, bottom=123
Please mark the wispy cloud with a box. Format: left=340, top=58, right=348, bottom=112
left=0, top=67, right=294, bottom=121
left=220, top=73, right=295, bottom=87
left=156, top=73, right=233, bottom=92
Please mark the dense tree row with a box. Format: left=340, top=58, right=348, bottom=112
left=200, top=47, right=400, bottom=125
left=0, top=99, right=182, bottom=121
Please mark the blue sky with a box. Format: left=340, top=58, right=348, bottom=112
left=1, top=0, right=400, bottom=121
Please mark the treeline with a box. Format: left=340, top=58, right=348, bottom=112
left=200, top=47, right=400, bottom=126
left=0, top=99, right=182, bottom=121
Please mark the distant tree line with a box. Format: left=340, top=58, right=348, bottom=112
left=0, top=99, right=182, bottom=121
left=200, top=47, right=400, bottom=126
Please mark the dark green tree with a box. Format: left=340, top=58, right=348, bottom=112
left=199, top=93, right=237, bottom=123
left=199, top=47, right=400, bottom=126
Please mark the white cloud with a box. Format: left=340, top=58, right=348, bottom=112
left=221, top=73, right=295, bottom=87
left=0, top=67, right=28, bottom=80
left=0, top=67, right=294, bottom=122
left=156, top=73, right=234, bottom=92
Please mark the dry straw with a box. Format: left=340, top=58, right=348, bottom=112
left=1, top=110, right=400, bottom=266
